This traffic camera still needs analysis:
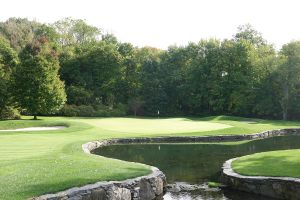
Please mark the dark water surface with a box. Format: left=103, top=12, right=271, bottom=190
left=93, top=135, right=300, bottom=200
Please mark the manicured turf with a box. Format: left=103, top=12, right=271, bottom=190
left=232, top=149, right=300, bottom=178
left=1, top=115, right=300, bottom=200
left=84, top=118, right=232, bottom=134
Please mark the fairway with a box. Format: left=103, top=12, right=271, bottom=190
left=85, top=118, right=232, bottom=133
left=1, top=116, right=300, bottom=200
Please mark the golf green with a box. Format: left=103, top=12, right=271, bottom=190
left=1, top=116, right=300, bottom=199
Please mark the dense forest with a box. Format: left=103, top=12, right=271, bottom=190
left=1, top=17, right=300, bottom=120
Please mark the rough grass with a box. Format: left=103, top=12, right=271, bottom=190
left=1, top=115, right=300, bottom=200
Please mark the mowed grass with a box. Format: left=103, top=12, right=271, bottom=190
left=83, top=118, right=232, bottom=134
left=1, top=115, right=300, bottom=200
left=232, top=149, right=300, bottom=178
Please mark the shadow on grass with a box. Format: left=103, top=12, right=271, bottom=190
left=19, top=166, right=150, bottom=199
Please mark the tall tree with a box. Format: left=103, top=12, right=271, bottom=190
left=0, top=18, right=41, bottom=52
left=234, top=24, right=266, bottom=47
left=251, top=44, right=279, bottom=118
left=186, top=40, right=221, bottom=114
left=0, top=36, right=18, bottom=119
left=140, top=57, right=167, bottom=116
left=52, top=18, right=101, bottom=46
left=278, top=41, right=300, bottom=120
left=13, top=37, right=66, bottom=119
left=116, top=42, right=140, bottom=103
left=60, top=41, right=122, bottom=107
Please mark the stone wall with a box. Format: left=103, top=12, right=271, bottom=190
left=222, top=158, right=300, bottom=200
left=221, top=128, right=300, bottom=199
left=32, top=128, right=300, bottom=200
left=31, top=166, right=166, bottom=200
left=30, top=139, right=167, bottom=200
left=84, top=128, right=300, bottom=149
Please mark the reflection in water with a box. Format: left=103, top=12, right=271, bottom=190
left=93, top=136, right=300, bottom=200
left=164, top=188, right=274, bottom=200
left=164, top=191, right=226, bottom=200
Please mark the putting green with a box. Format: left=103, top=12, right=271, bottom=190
left=84, top=118, right=232, bottom=134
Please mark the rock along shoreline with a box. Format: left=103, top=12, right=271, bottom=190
left=31, top=128, right=300, bottom=200
left=221, top=128, right=300, bottom=200
left=221, top=158, right=300, bottom=200
left=31, top=140, right=167, bottom=200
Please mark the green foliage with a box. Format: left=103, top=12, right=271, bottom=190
left=66, top=85, right=93, bottom=105
left=1, top=17, right=300, bottom=120
left=277, top=41, right=300, bottom=120
left=52, top=17, right=101, bottom=46
left=234, top=23, right=266, bottom=46
left=12, top=38, right=66, bottom=119
left=208, top=182, right=221, bottom=188
left=140, top=57, right=168, bottom=116
left=61, top=41, right=122, bottom=108
left=185, top=40, right=222, bottom=114
left=0, top=18, right=49, bottom=52
left=0, top=116, right=300, bottom=199
left=116, top=42, right=140, bottom=102
left=52, top=19, right=300, bottom=119
left=59, top=104, right=127, bottom=117
left=0, top=107, right=20, bottom=120
left=0, top=36, right=19, bottom=119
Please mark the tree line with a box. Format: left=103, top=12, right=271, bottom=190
left=0, top=17, right=300, bottom=120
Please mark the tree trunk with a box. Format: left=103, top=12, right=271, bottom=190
left=33, top=115, right=37, bottom=120
left=283, top=112, right=287, bottom=121
left=282, top=82, right=289, bottom=120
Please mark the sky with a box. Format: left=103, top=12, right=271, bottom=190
left=1, top=0, right=300, bottom=49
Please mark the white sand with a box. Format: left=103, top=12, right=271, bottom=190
left=0, top=126, right=66, bottom=132
left=241, top=121, right=257, bottom=124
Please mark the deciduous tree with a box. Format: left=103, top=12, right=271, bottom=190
left=0, top=36, right=19, bottom=119
left=13, top=37, right=66, bottom=119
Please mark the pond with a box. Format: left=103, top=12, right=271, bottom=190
left=93, top=135, right=300, bottom=200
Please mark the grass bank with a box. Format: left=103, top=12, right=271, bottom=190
left=232, top=149, right=300, bottom=178
left=1, top=115, right=300, bottom=199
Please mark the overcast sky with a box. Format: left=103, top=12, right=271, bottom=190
left=1, top=0, right=300, bottom=49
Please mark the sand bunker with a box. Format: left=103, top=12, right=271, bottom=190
left=0, top=126, right=66, bottom=132
left=241, top=121, right=257, bottom=124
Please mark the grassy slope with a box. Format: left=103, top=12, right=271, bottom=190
left=1, top=115, right=300, bottom=200
left=232, top=150, right=300, bottom=178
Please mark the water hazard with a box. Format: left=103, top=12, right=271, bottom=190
left=93, top=135, right=300, bottom=199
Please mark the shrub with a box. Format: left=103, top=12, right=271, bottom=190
left=0, top=107, right=21, bottom=120
left=59, top=104, right=127, bottom=117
